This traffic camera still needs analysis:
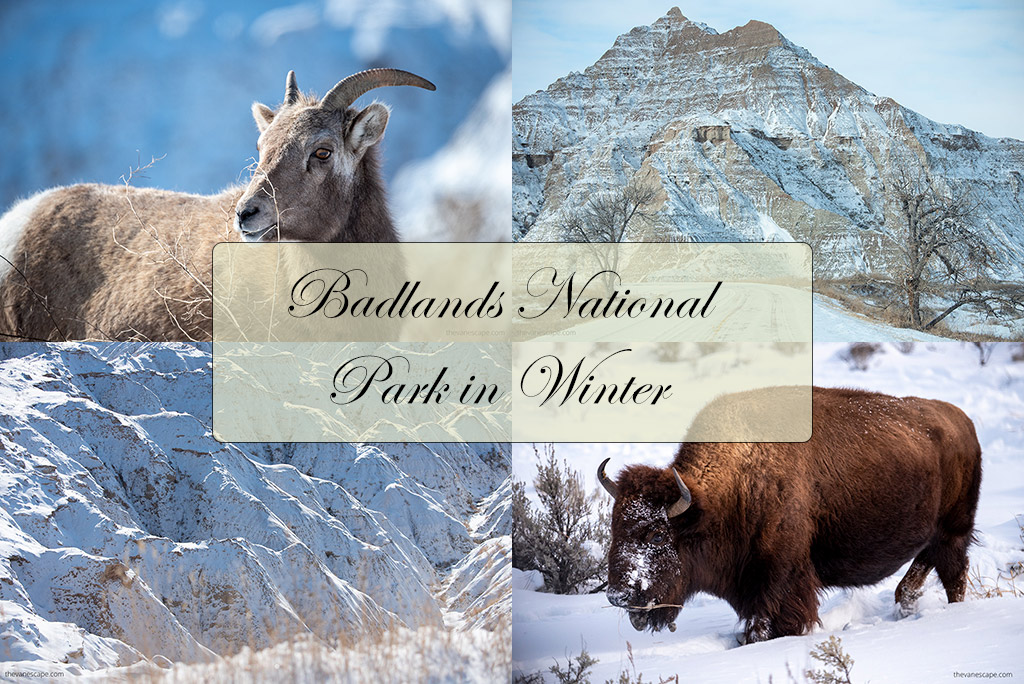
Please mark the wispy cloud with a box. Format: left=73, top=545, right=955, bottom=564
left=513, top=0, right=1024, bottom=140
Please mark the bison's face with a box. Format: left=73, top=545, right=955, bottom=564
left=607, top=498, right=685, bottom=631
left=600, top=459, right=694, bottom=633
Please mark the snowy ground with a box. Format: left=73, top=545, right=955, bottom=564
left=812, top=295, right=950, bottom=342
left=512, top=342, right=1024, bottom=683
left=813, top=294, right=1024, bottom=342
left=3, top=625, right=509, bottom=683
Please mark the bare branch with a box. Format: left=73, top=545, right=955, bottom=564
left=885, top=161, right=1003, bottom=330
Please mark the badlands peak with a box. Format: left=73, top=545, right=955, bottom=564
left=595, top=8, right=827, bottom=85
left=513, top=10, right=1024, bottom=284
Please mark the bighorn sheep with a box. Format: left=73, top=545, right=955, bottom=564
left=0, top=69, right=434, bottom=342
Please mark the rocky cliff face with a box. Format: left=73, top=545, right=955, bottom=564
left=513, top=7, right=1024, bottom=280
left=0, top=343, right=509, bottom=674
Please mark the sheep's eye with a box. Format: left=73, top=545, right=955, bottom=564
left=313, top=148, right=332, bottom=160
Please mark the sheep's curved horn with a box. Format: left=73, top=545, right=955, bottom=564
left=284, top=70, right=300, bottom=105
left=598, top=458, right=619, bottom=499
left=667, top=469, right=692, bottom=518
left=320, top=68, right=436, bottom=112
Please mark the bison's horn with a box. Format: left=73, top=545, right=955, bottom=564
left=597, top=458, right=619, bottom=499
left=284, top=70, right=300, bottom=105
left=320, top=68, right=436, bottom=112
left=667, top=469, right=691, bottom=518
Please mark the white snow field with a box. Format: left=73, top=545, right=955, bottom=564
left=812, top=295, right=950, bottom=343
left=0, top=343, right=510, bottom=681
left=512, top=342, right=1024, bottom=683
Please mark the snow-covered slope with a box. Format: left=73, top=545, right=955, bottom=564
left=812, top=295, right=951, bottom=342
left=0, top=343, right=510, bottom=676
left=513, top=8, right=1024, bottom=281
left=512, top=342, right=1024, bottom=682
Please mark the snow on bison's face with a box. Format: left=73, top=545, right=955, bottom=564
left=600, top=459, right=693, bottom=633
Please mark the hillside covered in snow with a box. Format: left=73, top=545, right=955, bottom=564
left=0, top=343, right=510, bottom=679
left=513, top=8, right=1024, bottom=283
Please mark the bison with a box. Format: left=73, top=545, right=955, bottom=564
left=598, top=386, right=982, bottom=643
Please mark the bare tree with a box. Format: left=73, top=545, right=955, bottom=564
left=561, top=175, right=664, bottom=244
left=559, top=175, right=678, bottom=293
left=888, top=166, right=1023, bottom=330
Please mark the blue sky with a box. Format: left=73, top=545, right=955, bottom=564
left=513, top=0, right=1024, bottom=140
left=0, top=1, right=506, bottom=208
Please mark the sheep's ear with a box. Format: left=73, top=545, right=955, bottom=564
left=347, top=103, right=389, bottom=155
left=252, top=102, right=276, bottom=132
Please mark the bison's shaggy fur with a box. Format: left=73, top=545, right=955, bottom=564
left=603, top=386, right=982, bottom=643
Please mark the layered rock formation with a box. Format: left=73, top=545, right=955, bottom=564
left=0, top=343, right=509, bottom=674
left=514, top=8, right=1024, bottom=281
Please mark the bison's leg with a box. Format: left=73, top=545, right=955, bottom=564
left=932, top=436, right=981, bottom=604
left=741, top=616, right=773, bottom=644
left=933, top=534, right=971, bottom=603
left=742, top=598, right=818, bottom=643
left=742, top=566, right=821, bottom=643
left=895, top=533, right=971, bottom=611
left=894, top=556, right=932, bottom=614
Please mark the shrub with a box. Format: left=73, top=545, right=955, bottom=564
left=512, top=444, right=608, bottom=594
left=840, top=343, right=881, bottom=371
left=605, top=642, right=678, bottom=684
left=551, top=646, right=599, bottom=684
left=805, top=636, right=854, bottom=684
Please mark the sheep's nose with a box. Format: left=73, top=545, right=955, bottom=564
left=236, top=204, right=260, bottom=225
